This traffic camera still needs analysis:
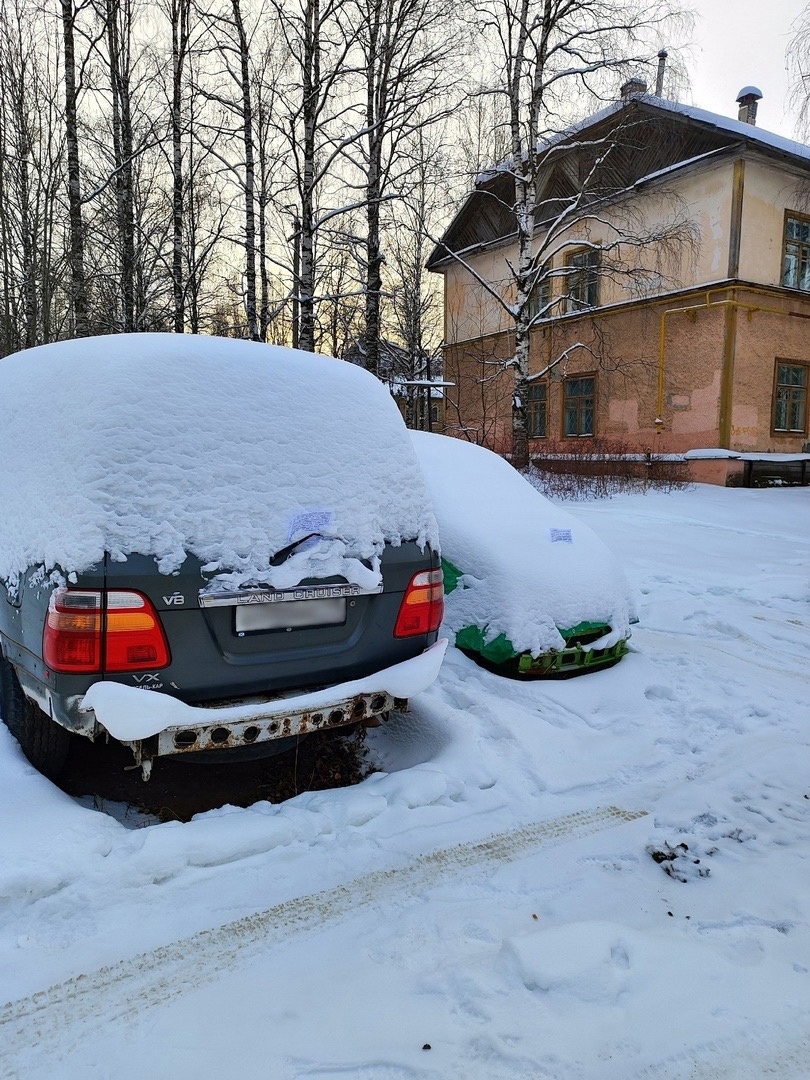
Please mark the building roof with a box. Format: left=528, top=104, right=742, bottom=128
left=427, top=94, right=810, bottom=271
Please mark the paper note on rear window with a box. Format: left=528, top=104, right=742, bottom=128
left=288, top=509, right=335, bottom=543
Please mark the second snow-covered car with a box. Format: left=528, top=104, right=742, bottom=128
left=410, top=431, right=634, bottom=678
left=0, top=335, right=445, bottom=779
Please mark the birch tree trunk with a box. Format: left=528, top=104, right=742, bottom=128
left=105, top=0, right=137, bottom=330
left=170, top=0, right=190, bottom=332
left=270, top=0, right=355, bottom=353
left=0, top=1, right=66, bottom=351
left=59, top=0, right=88, bottom=336
left=387, top=129, right=445, bottom=424
left=364, top=76, right=382, bottom=376
left=347, top=0, right=458, bottom=377
left=231, top=0, right=259, bottom=340
left=296, top=0, right=320, bottom=352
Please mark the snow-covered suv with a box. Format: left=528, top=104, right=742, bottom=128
left=0, top=334, right=445, bottom=779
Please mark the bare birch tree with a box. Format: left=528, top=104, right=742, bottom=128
left=145, top=0, right=228, bottom=333
left=80, top=0, right=185, bottom=332
left=268, top=0, right=358, bottom=352
left=227, top=0, right=259, bottom=338
left=339, top=0, right=460, bottom=375
left=437, top=0, right=691, bottom=467
left=788, top=5, right=810, bottom=139
left=384, top=128, right=446, bottom=419
left=249, top=36, right=288, bottom=340
left=168, top=0, right=192, bottom=331
left=0, top=0, right=67, bottom=352
left=194, top=0, right=271, bottom=339
left=59, top=0, right=91, bottom=335
left=96, top=0, right=140, bottom=329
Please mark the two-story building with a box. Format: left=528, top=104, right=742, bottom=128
left=428, top=84, right=810, bottom=484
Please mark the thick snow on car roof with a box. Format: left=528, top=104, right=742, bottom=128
left=0, top=334, right=438, bottom=586
left=411, top=431, right=635, bottom=655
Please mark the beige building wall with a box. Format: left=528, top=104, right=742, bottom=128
left=442, top=160, right=744, bottom=345
left=440, top=151, right=810, bottom=468
left=444, top=251, right=515, bottom=345
left=728, top=293, right=810, bottom=451
left=738, top=158, right=807, bottom=285
left=446, top=281, right=810, bottom=457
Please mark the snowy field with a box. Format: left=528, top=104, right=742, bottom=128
left=0, top=484, right=808, bottom=1079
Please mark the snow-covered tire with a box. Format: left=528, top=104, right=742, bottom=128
left=0, top=655, right=72, bottom=778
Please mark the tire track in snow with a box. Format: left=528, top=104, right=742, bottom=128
left=633, top=1022, right=810, bottom=1079
left=638, top=624, right=810, bottom=682
left=0, top=805, right=644, bottom=1065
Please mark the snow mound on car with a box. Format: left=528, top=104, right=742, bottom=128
left=0, top=335, right=438, bottom=586
left=410, top=431, right=635, bottom=656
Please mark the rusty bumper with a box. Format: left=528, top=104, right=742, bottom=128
left=154, top=690, right=405, bottom=758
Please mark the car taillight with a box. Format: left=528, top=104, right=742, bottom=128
left=43, top=588, right=171, bottom=674
left=43, top=590, right=103, bottom=673
left=104, top=591, right=171, bottom=671
left=394, top=569, right=444, bottom=638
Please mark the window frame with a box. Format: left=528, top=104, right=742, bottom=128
left=562, top=374, right=597, bottom=438
left=771, top=358, right=809, bottom=436
left=526, top=263, right=552, bottom=323
left=782, top=212, right=810, bottom=294
left=564, top=248, right=600, bottom=313
left=526, top=381, right=548, bottom=438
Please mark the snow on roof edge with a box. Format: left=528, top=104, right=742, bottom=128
left=474, top=95, right=810, bottom=188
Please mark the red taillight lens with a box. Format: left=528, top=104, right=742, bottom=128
left=103, top=591, right=171, bottom=671
left=43, top=589, right=102, bottom=672
left=394, top=569, right=444, bottom=638
left=43, top=588, right=171, bottom=674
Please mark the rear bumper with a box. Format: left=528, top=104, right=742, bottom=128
left=155, top=688, right=402, bottom=757
left=516, top=636, right=630, bottom=677
left=80, top=639, right=448, bottom=759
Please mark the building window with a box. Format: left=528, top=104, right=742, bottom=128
left=563, top=376, right=595, bottom=436
left=527, top=265, right=552, bottom=322
left=527, top=382, right=547, bottom=437
left=565, top=250, right=599, bottom=312
left=783, top=214, right=810, bottom=292
left=773, top=361, right=808, bottom=433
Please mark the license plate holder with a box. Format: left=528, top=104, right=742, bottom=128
left=235, top=597, right=346, bottom=634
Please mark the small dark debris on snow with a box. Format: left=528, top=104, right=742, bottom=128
left=647, top=841, right=710, bottom=883
left=650, top=842, right=688, bottom=862
left=422, top=1044, right=432, bottom=1051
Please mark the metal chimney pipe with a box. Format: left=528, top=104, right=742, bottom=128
left=655, top=50, right=668, bottom=97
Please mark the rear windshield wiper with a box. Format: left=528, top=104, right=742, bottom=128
left=269, top=532, right=338, bottom=566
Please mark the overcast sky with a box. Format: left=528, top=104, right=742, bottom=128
left=686, top=0, right=802, bottom=137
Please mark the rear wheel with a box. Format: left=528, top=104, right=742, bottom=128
left=0, top=655, right=72, bottom=777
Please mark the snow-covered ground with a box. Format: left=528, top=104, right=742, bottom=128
left=1, top=484, right=808, bottom=1079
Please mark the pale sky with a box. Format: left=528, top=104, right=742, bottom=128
left=686, top=0, right=803, bottom=138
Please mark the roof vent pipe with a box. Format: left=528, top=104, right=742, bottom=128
left=655, top=50, right=668, bottom=97
left=736, top=86, right=762, bottom=125
left=620, top=77, right=648, bottom=102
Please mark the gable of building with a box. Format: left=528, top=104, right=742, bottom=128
left=429, top=96, right=810, bottom=272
